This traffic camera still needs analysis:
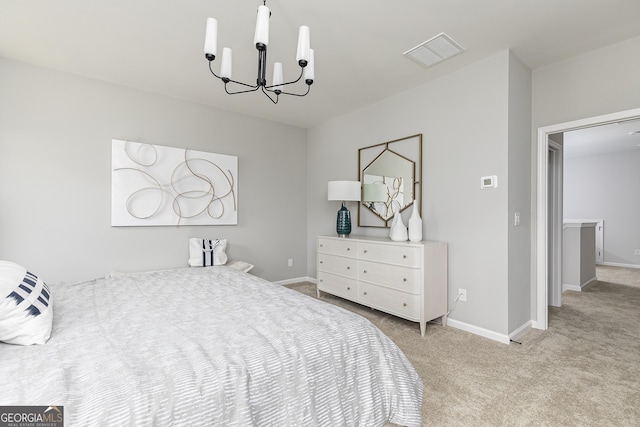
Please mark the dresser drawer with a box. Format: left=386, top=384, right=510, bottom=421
left=317, top=237, right=358, bottom=258
left=359, top=283, right=420, bottom=321
left=318, top=253, right=357, bottom=278
left=358, top=260, right=421, bottom=293
left=359, top=242, right=421, bottom=268
left=317, top=271, right=358, bottom=300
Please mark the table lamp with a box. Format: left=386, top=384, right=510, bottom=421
left=327, top=181, right=361, bottom=237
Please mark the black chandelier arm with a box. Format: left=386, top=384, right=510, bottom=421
left=267, top=83, right=311, bottom=98
left=264, top=66, right=304, bottom=90
left=225, top=83, right=261, bottom=95
left=207, top=60, right=226, bottom=81
left=208, top=61, right=259, bottom=92
left=260, top=86, right=279, bottom=104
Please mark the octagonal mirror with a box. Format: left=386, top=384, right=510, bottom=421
left=362, top=150, right=414, bottom=221
left=358, top=134, right=422, bottom=228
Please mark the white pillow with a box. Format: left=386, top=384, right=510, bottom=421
left=188, top=238, right=228, bottom=267
left=0, top=261, right=53, bottom=345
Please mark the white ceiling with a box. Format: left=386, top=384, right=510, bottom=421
left=564, top=119, right=640, bottom=159
left=1, top=0, right=640, bottom=129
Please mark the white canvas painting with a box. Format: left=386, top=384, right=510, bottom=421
left=111, top=140, right=238, bottom=226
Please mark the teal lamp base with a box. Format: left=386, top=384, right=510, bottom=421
left=336, top=201, right=352, bottom=237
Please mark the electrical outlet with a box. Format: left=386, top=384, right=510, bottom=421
left=287, top=258, right=294, bottom=267
left=458, top=288, right=467, bottom=302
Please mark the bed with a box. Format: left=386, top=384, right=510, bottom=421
left=0, top=265, right=423, bottom=426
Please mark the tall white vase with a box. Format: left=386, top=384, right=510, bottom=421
left=390, top=211, right=408, bottom=241
left=389, top=212, right=398, bottom=239
left=408, top=203, right=423, bottom=242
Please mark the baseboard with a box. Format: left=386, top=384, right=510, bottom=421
left=598, top=262, right=640, bottom=269
left=295, top=278, right=525, bottom=345
left=509, top=321, right=532, bottom=342
left=295, top=276, right=529, bottom=346
left=562, top=283, right=582, bottom=292
left=563, top=276, right=597, bottom=292
left=531, top=319, right=542, bottom=330
left=446, top=318, right=511, bottom=344
left=272, top=276, right=314, bottom=286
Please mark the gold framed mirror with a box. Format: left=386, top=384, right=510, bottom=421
left=358, top=134, right=422, bottom=228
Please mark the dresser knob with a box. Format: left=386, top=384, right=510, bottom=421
left=403, top=255, right=407, bottom=259
left=320, top=261, right=323, bottom=264
left=347, top=247, right=351, bottom=251
left=347, top=266, right=350, bottom=270
left=320, top=244, right=324, bottom=247
left=347, top=287, right=351, bottom=290
left=364, top=292, right=367, bottom=295
left=363, top=270, right=367, bottom=274
left=403, top=278, right=407, bottom=282
left=403, top=303, right=407, bottom=307
left=364, top=250, right=367, bottom=253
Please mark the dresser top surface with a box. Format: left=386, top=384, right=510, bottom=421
left=318, top=235, right=446, bottom=247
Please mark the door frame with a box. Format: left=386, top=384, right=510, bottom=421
left=535, top=107, right=640, bottom=330
left=547, top=139, right=562, bottom=308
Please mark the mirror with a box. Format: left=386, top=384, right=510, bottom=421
left=362, top=150, right=414, bottom=220
left=358, top=134, right=422, bottom=228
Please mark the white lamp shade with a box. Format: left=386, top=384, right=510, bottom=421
left=272, top=62, right=283, bottom=91
left=254, top=5, right=270, bottom=46
left=304, top=49, right=315, bottom=82
left=362, top=183, right=387, bottom=202
left=296, top=26, right=310, bottom=64
left=328, top=181, right=361, bottom=201
left=220, top=47, right=232, bottom=79
left=204, top=18, right=218, bottom=58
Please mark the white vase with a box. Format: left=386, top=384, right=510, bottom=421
left=390, top=211, right=408, bottom=241
left=389, top=212, right=398, bottom=239
left=408, top=203, right=423, bottom=242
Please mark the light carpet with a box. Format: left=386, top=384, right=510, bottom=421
left=286, top=267, right=640, bottom=426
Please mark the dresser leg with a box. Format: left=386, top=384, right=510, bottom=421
left=442, top=314, right=447, bottom=327
left=420, top=322, right=426, bottom=337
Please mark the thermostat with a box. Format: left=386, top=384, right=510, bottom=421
left=481, top=175, right=498, bottom=189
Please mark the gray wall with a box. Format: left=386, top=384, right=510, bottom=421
left=307, top=50, right=532, bottom=337
left=562, top=224, right=597, bottom=287
left=532, top=35, right=640, bottom=129
left=564, top=150, right=640, bottom=267
left=0, top=58, right=308, bottom=284
left=507, top=52, right=533, bottom=332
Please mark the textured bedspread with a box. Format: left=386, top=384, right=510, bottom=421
left=0, top=267, right=422, bottom=426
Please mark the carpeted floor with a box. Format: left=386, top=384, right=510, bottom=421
left=286, top=266, right=640, bottom=426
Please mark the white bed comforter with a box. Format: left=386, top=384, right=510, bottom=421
left=0, top=267, right=422, bottom=426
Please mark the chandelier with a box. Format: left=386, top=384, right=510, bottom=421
left=204, top=1, right=314, bottom=104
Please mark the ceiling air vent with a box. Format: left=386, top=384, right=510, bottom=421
left=403, top=32, right=465, bottom=68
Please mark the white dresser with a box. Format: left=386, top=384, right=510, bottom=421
left=316, top=235, right=448, bottom=336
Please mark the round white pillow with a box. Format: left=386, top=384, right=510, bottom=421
left=0, top=260, right=53, bottom=345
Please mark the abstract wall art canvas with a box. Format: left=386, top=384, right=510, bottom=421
left=111, top=140, right=238, bottom=226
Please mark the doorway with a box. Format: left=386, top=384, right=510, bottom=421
left=547, top=139, right=562, bottom=308
left=534, top=107, right=640, bottom=330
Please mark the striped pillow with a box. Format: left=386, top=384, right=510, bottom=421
left=0, top=261, right=53, bottom=345
left=188, top=238, right=228, bottom=267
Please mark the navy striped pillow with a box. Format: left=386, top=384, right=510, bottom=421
left=0, top=261, right=53, bottom=345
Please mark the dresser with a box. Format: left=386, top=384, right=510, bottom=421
left=316, top=235, right=447, bottom=336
